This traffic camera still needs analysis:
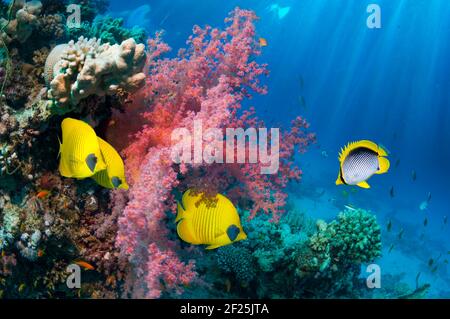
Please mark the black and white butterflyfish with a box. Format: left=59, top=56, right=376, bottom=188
left=336, top=140, right=390, bottom=189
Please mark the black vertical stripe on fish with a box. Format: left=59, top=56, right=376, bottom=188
left=112, top=177, right=122, bottom=188
left=227, top=225, right=240, bottom=241
left=339, top=166, right=347, bottom=184
left=86, top=153, right=97, bottom=172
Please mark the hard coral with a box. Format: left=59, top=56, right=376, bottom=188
left=0, top=0, right=43, bottom=44
left=216, top=245, right=256, bottom=284
left=45, top=36, right=146, bottom=107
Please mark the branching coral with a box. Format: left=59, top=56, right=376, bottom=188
left=45, top=36, right=146, bottom=109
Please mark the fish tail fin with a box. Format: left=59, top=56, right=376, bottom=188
left=377, top=157, right=390, bottom=174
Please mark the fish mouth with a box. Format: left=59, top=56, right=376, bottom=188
left=85, top=154, right=98, bottom=173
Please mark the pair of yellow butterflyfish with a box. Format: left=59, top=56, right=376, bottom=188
left=58, top=118, right=128, bottom=190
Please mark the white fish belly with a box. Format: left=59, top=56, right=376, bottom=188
left=342, top=150, right=378, bottom=185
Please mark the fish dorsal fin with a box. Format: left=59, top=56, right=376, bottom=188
left=339, top=140, right=380, bottom=162
left=181, top=189, right=202, bottom=211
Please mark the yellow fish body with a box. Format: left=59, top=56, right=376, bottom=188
left=59, top=118, right=106, bottom=179
left=336, top=140, right=390, bottom=189
left=175, top=190, right=247, bottom=250
left=91, top=137, right=129, bottom=190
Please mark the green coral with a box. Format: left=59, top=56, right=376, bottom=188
left=310, top=208, right=382, bottom=265
left=68, top=16, right=146, bottom=44
left=0, top=202, right=20, bottom=249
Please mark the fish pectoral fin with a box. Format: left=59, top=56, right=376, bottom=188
left=356, top=181, right=370, bottom=189
left=377, top=157, right=390, bottom=174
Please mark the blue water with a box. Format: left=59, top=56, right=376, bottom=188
left=108, top=0, right=450, bottom=297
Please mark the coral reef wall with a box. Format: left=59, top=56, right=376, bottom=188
left=0, top=1, right=385, bottom=300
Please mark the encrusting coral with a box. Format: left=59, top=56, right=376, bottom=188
left=45, top=36, right=146, bottom=108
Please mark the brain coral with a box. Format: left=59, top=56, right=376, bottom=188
left=45, top=36, right=146, bottom=106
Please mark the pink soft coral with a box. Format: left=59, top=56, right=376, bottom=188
left=112, top=8, right=315, bottom=298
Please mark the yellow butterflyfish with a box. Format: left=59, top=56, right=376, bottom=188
left=91, top=137, right=129, bottom=190
left=58, top=118, right=106, bottom=179
left=175, top=190, right=247, bottom=250
left=336, top=140, right=390, bottom=189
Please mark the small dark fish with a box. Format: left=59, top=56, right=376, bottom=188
left=415, top=272, right=421, bottom=289
left=298, top=95, right=307, bottom=109
left=423, top=218, right=428, bottom=227
left=411, top=170, right=417, bottom=181
left=389, top=186, right=395, bottom=198
left=298, top=75, right=304, bottom=89
left=398, top=228, right=404, bottom=240
left=428, top=258, right=434, bottom=267
left=388, top=244, right=395, bottom=253
left=387, top=220, right=392, bottom=232
left=395, top=159, right=400, bottom=168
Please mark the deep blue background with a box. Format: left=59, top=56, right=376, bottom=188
left=105, top=0, right=450, bottom=296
